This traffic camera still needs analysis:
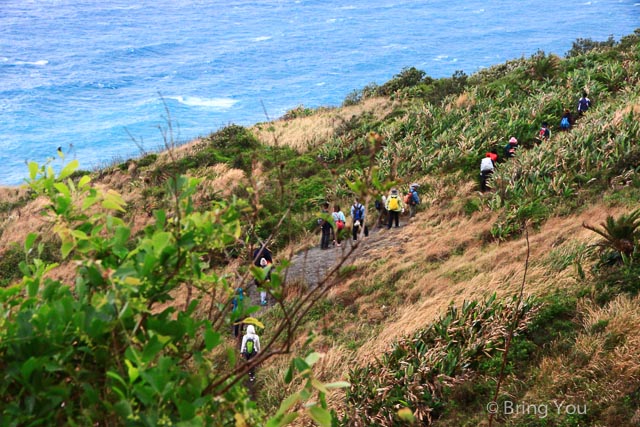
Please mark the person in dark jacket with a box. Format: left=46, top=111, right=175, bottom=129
left=503, top=137, right=518, bottom=159
left=318, top=201, right=332, bottom=249
left=252, top=244, right=273, bottom=266
left=577, top=92, right=591, bottom=116
left=350, top=198, right=368, bottom=240
left=560, top=109, right=573, bottom=131
left=407, top=184, right=420, bottom=218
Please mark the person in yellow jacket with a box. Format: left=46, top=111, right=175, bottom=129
left=385, top=188, right=404, bottom=229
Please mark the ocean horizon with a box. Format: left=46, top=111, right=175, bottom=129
left=1, top=0, right=638, bottom=185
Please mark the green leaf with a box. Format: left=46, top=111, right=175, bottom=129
left=309, top=406, right=332, bottom=427
left=284, top=363, right=294, bottom=384
left=152, top=231, right=172, bottom=254
left=61, top=241, right=75, bottom=259
left=311, top=378, right=328, bottom=394
left=266, top=413, right=298, bottom=427
left=78, top=174, right=91, bottom=190
left=293, top=358, right=310, bottom=373
left=102, top=199, right=124, bottom=212
left=397, top=407, right=416, bottom=423
left=58, top=159, right=79, bottom=180
left=53, top=182, right=71, bottom=198
left=107, top=370, right=128, bottom=389
left=20, top=357, right=40, bottom=381
left=82, top=195, right=98, bottom=210
left=324, top=381, right=350, bottom=389
left=25, top=233, right=38, bottom=253
left=28, top=161, right=39, bottom=180
left=305, top=352, right=321, bottom=367
left=124, top=360, right=139, bottom=383
left=204, top=328, right=221, bottom=351
left=113, top=400, right=133, bottom=418
left=274, top=392, right=300, bottom=418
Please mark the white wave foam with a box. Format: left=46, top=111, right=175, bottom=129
left=169, top=96, right=237, bottom=109
left=14, top=59, right=48, bottom=66
left=253, top=36, right=271, bottom=42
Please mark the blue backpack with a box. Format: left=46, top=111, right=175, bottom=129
left=411, top=190, right=420, bottom=205
left=560, top=117, right=570, bottom=129
left=353, top=204, right=364, bottom=221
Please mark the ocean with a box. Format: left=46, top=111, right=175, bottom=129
left=1, top=0, right=638, bottom=185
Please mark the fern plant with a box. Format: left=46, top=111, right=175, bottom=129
left=583, top=208, right=640, bottom=259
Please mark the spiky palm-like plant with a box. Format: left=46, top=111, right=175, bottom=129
left=583, top=209, right=640, bottom=257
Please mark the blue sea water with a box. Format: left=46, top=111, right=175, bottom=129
left=0, top=1, right=638, bottom=185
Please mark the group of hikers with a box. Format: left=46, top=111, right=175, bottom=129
left=233, top=92, right=593, bottom=383
left=231, top=244, right=274, bottom=381
left=479, top=92, right=591, bottom=192
left=231, top=184, right=423, bottom=381
left=318, top=184, right=421, bottom=249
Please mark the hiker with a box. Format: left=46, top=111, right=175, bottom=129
left=385, top=188, right=404, bottom=229
left=560, top=109, right=573, bottom=131
left=257, top=257, right=272, bottom=306
left=480, top=152, right=496, bottom=192
left=538, top=122, right=550, bottom=141
left=487, top=149, right=498, bottom=163
left=240, top=324, right=261, bottom=381
left=375, top=195, right=388, bottom=228
left=503, top=137, right=518, bottom=159
left=332, top=205, right=346, bottom=247
left=577, top=92, right=591, bottom=116
left=404, top=184, right=420, bottom=218
left=351, top=198, right=368, bottom=240
left=232, top=288, right=245, bottom=338
left=318, top=201, right=332, bottom=249
left=252, top=243, right=273, bottom=305
left=252, top=243, right=273, bottom=267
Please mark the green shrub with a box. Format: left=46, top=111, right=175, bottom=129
left=137, top=153, right=158, bottom=167
left=566, top=35, right=616, bottom=57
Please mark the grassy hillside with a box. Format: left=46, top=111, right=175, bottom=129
left=0, top=30, right=639, bottom=426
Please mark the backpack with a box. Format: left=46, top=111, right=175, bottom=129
left=560, top=117, right=570, bottom=129
left=245, top=337, right=256, bottom=356
left=403, top=193, right=411, bottom=204
left=375, top=199, right=382, bottom=210
left=353, top=204, right=364, bottom=221
left=388, top=196, right=400, bottom=211
left=336, top=219, right=345, bottom=230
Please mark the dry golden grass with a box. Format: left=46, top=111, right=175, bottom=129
left=0, top=196, right=51, bottom=250
left=337, top=200, right=626, bottom=365
left=250, top=97, right=396, bottom=151
left=532, top=294, right=640, bottom=411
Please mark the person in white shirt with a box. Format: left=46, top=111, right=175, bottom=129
left=240, top=325, right=261, bottom=381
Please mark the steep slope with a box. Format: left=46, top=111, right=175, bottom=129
left=1, top=31, right=639, bottom=426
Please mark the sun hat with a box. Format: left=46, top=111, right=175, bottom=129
left=509, top=137, right=518, bottom=144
